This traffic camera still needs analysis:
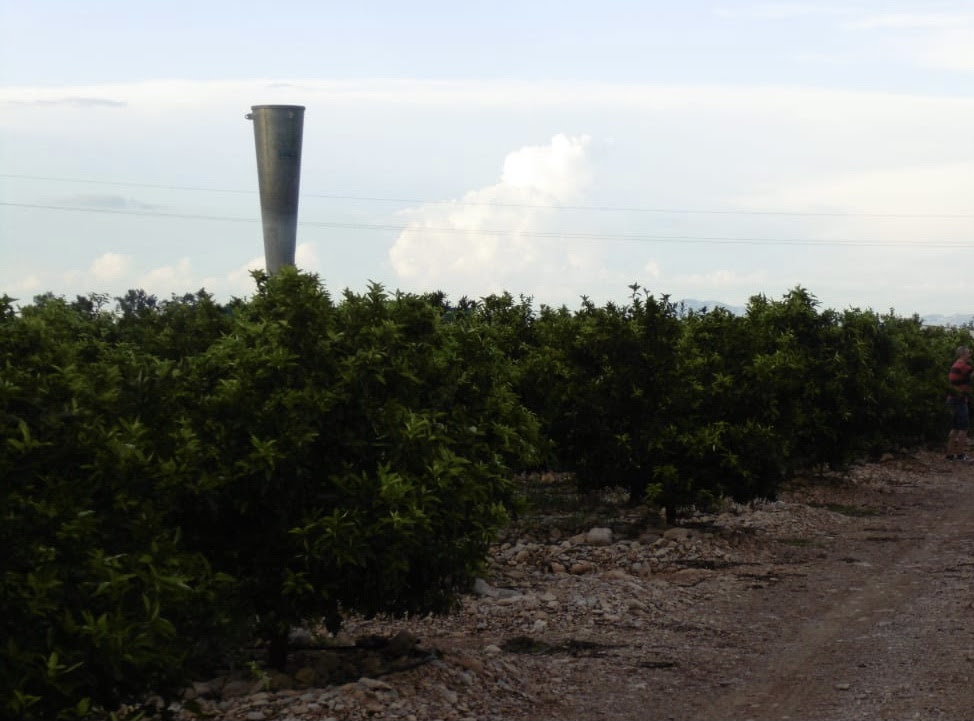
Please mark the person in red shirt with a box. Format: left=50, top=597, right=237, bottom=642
left=946, top=345, right=973, bottom=461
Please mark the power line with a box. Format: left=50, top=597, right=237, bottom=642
left=3, top=200, right=973, bottom=249
left=3, top=172, right=973, bottom=220
left=2, top=201, right=255, bottom=224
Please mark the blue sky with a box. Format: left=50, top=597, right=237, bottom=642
left=2, top=1, right=974, bottom=316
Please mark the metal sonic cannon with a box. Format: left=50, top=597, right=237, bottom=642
left=246, top=105, right=305, bottom=275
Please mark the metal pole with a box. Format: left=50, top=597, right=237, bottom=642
left=245, top=105, right=305, bottom=275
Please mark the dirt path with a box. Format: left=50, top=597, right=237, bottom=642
left=696, top=463, right=974, bottom=720
left=531, top=453, right=974, bottom=721
left=699, top=462, right=974, bottom=720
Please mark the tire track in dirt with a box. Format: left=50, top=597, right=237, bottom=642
left=697, top=466, right=974, bottom=721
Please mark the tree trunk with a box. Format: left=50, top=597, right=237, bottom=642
left=267, top=630, right=289, bottom=671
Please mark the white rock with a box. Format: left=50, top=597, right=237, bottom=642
left=586, top=527, right=614, bottom=546
left=472, top=578, right=496, bottom=597
left=359, top=677, right=394, bottom=691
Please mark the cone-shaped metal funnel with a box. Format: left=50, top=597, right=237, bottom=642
left=246, top=104, right=305, bottom=275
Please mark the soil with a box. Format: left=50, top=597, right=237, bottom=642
left=177, top=449, right=974, bottom=721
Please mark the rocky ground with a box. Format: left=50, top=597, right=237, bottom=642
left=170, top=449, right=974, bottom=720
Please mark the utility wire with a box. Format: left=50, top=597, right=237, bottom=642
left=3, top=201, right=973, bottom=249
left=3, top=172, right=973, bottom=219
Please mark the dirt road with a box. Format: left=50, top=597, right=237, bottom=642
left=695, top=458, right=974, bottom=721
left=533, top=453, right=974, bottom=721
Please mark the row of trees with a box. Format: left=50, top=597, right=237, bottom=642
left=1, top=271, right=965, bottom=718
left=466, top=284, right=954, bottom=516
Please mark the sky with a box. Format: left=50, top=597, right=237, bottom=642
left=2, top=1, right=974, bottom=318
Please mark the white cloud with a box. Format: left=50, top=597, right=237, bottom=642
left=711, top=7, right=974, bottom=75
left=677, top=268, right=769, bottom=287
left=915, top=29, right=974, bottom=72
left=8, top=274, right=43, bottom=294
left=295, top=242, right=319, bottom=271
left=389, top=134, right=593, bottom=300
left=724, top=3, right=855, bottom=21
left=843, top=11, right=974, bottom=73
left=736, top=162, right=974, bottom=236
left=202, top=255, right=264, bottom=297
left=89, top=253, right=131, bottom=282
left=500, top=134, right=592, bottom=198
left=847, top=12, right=973, bottom=31
left=139, top=258, right=194, bottom=294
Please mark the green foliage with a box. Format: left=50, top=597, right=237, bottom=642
left=521, top=285, right=955, bottom=517
left=670, top=305, right=784, bottom=513
left=0, top=273, right=961, bottom=716
left=161, top=271, right=540, bottom=666
left=0, top=295, right=233, bottom=719
left=2, top=272, right=540, bottom=710
left=521, top=285, right=683, bottom=504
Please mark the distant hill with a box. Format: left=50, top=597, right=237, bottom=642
left=676, top=298, right=746, bottom=315
left=920, top=313, right=974, bottom=328
left=677, top=299, right=973, bottom=328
